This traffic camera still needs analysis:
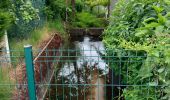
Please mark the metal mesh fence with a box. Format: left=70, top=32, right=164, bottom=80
left=0, top=50, right=25, bottom=100
left=0, top=48, right=169, bottom=100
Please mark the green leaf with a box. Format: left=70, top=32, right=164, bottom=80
left=165, top=20, right=170, bottom=28
left=152, top=5, right=164, bottom=13
left=135, top=29, right=148, bottom=37
left=158, top=68, right=165, bottom=73
left=143, top=17, right=157, bottom=25
left=149, top=50, right=159, bottom=57
left=145, top=22, right=160, bottom=28
left=158, top=14, right=167, bottom=24
left=164, top=0, right=170, bottom=5
left=164, top=51, right=170, bottom=64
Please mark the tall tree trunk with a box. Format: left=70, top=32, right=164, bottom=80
left=107, top=0, right=111, bottom=18
left=65, top=0, right=68, bottom=22
left=71, top=0, right=76, bottom=17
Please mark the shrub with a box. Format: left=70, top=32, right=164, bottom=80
left=45, top=0, right=68, bottom=19
left=0, top=10, right=13, bottom=38
left=103, top=0, right=170, bottom=99
left=0, top=0, right=13, bottom=38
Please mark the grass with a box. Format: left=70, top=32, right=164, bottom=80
left=8, top=19, right=68, bottom=66
left=0, top=66, right=14, bottom=100
left=9, top=19, right=67, bottom=51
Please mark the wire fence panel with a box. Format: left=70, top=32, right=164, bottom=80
left=0, top=49, right=169, bottom=100
left=0, top=50, right=25, bottom=100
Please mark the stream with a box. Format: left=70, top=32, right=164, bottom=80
left=48, top=36, right=110, bottom=100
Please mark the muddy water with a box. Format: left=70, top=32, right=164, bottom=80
left=52, top=36, right=109, bottom=100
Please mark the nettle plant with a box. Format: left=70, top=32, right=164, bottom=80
left=104, top=0, right=170, bottom=99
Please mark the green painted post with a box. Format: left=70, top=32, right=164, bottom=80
left=24, top=45, right=37, bottom=100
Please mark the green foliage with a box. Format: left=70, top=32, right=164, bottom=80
left=85, top=0, right=109, bottom=7
left=0, top=10, right=13, bottom=38
left=9, top=19, right=66, bottom=66
left=0, top=0, right=40, bottom=39
left=18, top=1, right=39, bottom=23
left=45, top=0, right=67, bottom=19
left=7, top=0, right=44, bottom=39
left=0, top=0, right=11, bottom=9
left=104, top=0, right=170, bottom=99
left=0, top=0, right=13, bottom=38
left=10, top=19, right=66, bottom=50
left=71, top=12, right=106, bottom=28
left=10, top=0, right=39, bottom=24
left=75, top=0, right=84, bottom=12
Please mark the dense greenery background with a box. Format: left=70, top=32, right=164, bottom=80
left=2, top=0, right=170, bottom=99
left=104, top=0, right=170, bottom=99
left=0, top=0, right=109, bottom=39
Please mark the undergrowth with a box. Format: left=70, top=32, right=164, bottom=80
left=0, top=67, right=13, bottom=99
left=9, top=19, right=66, bottom=51
left=9, top=19, right=67, bottom=66
left=71, top=12, right=107, bottom=28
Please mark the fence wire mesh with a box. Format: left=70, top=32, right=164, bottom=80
left=0, top=48, right=169, bottom=100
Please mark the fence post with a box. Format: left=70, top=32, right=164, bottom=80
left=24, top=45, right=37, bottom=100
left=4, top=30, right=11, bottom=64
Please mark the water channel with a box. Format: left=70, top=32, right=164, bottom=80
left=48, top=35, right=111, bottom=100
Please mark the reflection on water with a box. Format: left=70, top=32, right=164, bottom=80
left=56, top=36, right=109, bottom=100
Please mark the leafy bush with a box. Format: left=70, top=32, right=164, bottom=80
left=0, top=10, right=13, bottom=38
left=71, top=12, right=106, bottom=28
left=0, top=0, right=41, bottom=39
left=104, top=0, right=170, bottom=99
left=75, top=0, right=84, bottom=12
left=45, top=0, right=67, bottom=19
left=18, top=1, right=39, bottom=23
left=0, top=0, right=13, bottom=38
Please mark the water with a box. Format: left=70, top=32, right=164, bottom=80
left=50, top=36, right=109, bottom=100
